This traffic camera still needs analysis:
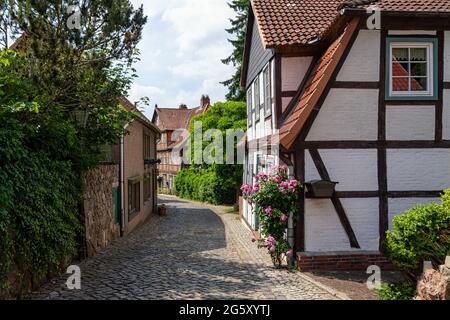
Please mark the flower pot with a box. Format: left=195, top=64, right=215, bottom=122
left=158, top=206, right=167, bottom=216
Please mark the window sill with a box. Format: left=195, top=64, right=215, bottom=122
left=385, top=95, right=438, bottom=101
left=128, top=209, right=140, bottom=221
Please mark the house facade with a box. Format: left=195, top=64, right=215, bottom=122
left=242, top=0, right=450, bottom=269
left=152, top=96, right=210, bottom=190
left=116, top=97, right=161, bottom=236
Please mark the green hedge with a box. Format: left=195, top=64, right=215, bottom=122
left=175, top=166, right=240, bottom=205
left=0, top=116, right=81, bottom=297
left=385, top=190, right=450, bottom=278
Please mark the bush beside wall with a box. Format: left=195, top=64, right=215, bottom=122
left=175, top=166, right=240, bottom=205
left=385, top=190, right=450, bottom=279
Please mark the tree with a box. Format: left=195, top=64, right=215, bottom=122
left=0, top=0, right=19, bottom=50
left=221, top=0, right=249, bottom=102
left=0, top=1, right=148, bottom=296
left=175, top=101, right=247, bottom=205
left=3, top=0, right=147, bottom=165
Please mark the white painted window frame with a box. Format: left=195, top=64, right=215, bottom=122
left=389, top=41, right=434, bottom=98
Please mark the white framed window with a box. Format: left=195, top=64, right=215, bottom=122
left=387, top=38, right=438, bottom=100
left=247, top=86, right=253, bottom=128
left=254, top=77, right=260, bottom=123
left=263, top=65, right=271, bottom=117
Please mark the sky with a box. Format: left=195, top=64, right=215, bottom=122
left=129, top=0, right=236, bottom=119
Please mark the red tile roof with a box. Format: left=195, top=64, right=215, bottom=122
left=154, top=107, right=203, bottom=131
left=251, top=0, right=450, bottom=49
left=117, top=96, right=160, bottom=134
left=279, top=18, right=360, bottom=150
left=340, top=0, right=450, bottom=11
left=251, top=0, right=344, bottom=48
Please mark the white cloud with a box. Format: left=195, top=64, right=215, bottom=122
left=161, top=0, right=232, bottom=52
left=129, top=83, right=165, bottom=101
left=128, top=0, right=236, bottom=113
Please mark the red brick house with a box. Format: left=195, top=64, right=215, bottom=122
left=152, top=95, right=210, bottom=190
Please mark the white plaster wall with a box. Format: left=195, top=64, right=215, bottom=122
left=282, top=97, right=292, bottom=114
left=387, top=149, right=450, bottom=191
left=337, top=30, right=380, bottom=82
left=388, top=198, right=441, bottom=229
left=445, top=32, right=450, bottom=82
left=444, top=90, right=450, bottom=140
left=386, top=105, right=435, bottom=141
left=305, top=198, right=379, bottom=251
left=341, top=198, right=380, bottom=251
left=305, top=150, right=378, bottom=191
left=305, top=199, right=352, bottom=251
left=319, top=149, right=379, bottom=191
left=306, top=89, right=379, bottom=141
left=281, top=56, right=313, bottom=91
left=305, top=150, right=321, bottom=182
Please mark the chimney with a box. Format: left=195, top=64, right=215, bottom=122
left=179, top=104, right=188, bottom=109
left=200, top=95, right=210, bottom=109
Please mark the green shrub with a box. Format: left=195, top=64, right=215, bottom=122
left=0, top=116, right=81, bottom=295
left=377, top=281, right=415, bottom=300
left=175, top=166, right=240, bottom=205
left=385, top=191, right=450, bottom=278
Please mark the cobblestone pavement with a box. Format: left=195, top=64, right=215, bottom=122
left=30, top=195, right=342, bottom=300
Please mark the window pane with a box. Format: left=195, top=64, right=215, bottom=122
left=392, top=62, right=410, bottom=77
left=411, top=77, right=427, bottom=91
left=410, top=63, right=427, bottom=77
left=392, top=48, right=408, bottom=61
left=410, top=48, right=427, bottom=62
left=392, top=77, right=410, bottom=92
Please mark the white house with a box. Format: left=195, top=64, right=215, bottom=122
left=241, top=0, right=450, bottom=270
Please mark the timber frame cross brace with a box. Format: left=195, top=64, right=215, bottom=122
left=309, top=149, right=361, bottom=249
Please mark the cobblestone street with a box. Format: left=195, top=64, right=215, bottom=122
left=30, top=196, right=343, bottom=300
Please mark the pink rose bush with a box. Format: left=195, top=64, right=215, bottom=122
left=241, top=165, right=302, bottom=268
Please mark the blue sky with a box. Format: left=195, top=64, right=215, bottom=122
left=129, top=0, right=235, bottom=118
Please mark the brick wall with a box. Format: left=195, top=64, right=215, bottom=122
left=297, top=251, right=395, bottom=271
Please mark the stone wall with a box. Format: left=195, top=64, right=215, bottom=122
left=416, top=257, right=450, bottom=300
left=82, top=164, right=120, bottom=257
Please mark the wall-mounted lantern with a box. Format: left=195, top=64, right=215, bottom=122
left=305, top=180, right=338, bottom=198
left=144, top=159, right=161, bottom=165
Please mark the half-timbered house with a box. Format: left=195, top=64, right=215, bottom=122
left=241, top=0, right=450, bottom=270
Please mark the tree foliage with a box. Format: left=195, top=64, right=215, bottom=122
left=0, top=1, right=147, bottom=296
left=222, top=0, right=249, bottom=102
left=175, top=101, right=247, bottom=205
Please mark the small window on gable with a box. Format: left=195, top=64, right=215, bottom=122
left=386, top=38, right=438, bottom=100
left=247, top=87, right=253, bottom=128
left=254, top=77, right=260, bottom=123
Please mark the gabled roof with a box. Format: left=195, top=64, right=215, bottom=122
left=279, top=17, right=360, bottom=150
left=340, top=0, right=450, bottom=11
left=117, top=96, right=160, bottom=134
left=250, top=0, right=450, bottom=51
left=251, top=0, right=344, bottom=48
left=153, top=105, right=209, bottom=132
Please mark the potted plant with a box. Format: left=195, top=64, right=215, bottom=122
left=158, top=204, right=167, bottom=216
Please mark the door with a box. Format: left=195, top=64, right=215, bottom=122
left=113, top=187, right=120, bottom=225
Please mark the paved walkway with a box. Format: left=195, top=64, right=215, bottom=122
left=30, top=196, right=341, bottom=300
